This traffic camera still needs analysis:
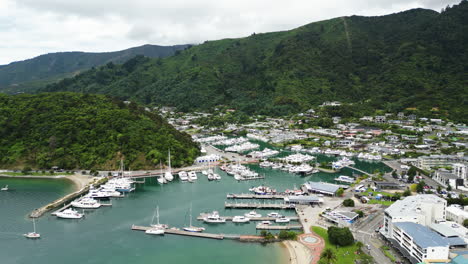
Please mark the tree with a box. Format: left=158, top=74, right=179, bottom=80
left=416, top=181, right=425, bottom=193
left=356, top=241, right=364, bottom=251
left=447, top=184, right=452, bottom=191
left=463, top=219, right=468, bottom=228
left=391, top=170, right=398, bottom=179
left=437, top=185, right=442, bottom=193
left=336, top=188, right=344, bottom=197
left=319, top=248, right=337, bottom=264
left=403, top=189, right=412, bottom=196
left=343, top=198, right=355, bottom=207
left=328, top=226, right=354, bottom=246
left=355, top=210, right=364, bottom=218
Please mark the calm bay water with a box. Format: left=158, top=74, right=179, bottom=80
left=0, top=155, right=390, bottom=264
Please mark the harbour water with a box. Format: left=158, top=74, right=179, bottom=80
left=0, top=156, right=390, bottom=264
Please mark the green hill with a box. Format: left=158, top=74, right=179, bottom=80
left=0, top=44, right=189, bottom=93
left=44, top=1, right=468, bottom=122
left=0, top=92, right=199, bottom=170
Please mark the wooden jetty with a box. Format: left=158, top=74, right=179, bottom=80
left=225, top=202, right=296, bottom=209
left=131, top=225, right=224, bottom=240
left=226, top=193, right=287, bottom=199
left=196, top=214, right=299, bottom=222
left=256, top=224, right=303, bottom=230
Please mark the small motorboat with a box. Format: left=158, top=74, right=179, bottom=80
left=244, top=210, right=262, bottom=218
left=232, top=216, right=250, bottom=223
left=275, top=216, right=290, bottom=223
left=145, top=228, right=165, bottom=235
left=267, top=212, right=281, bottom=218
left=1, top=185, right=8, bottom=191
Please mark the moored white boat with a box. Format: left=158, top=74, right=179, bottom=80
left=244, top=210, right=262, bottom=218
left=275, top=216, right=290, bottom=223
left=203, top=211, right=226, bottom=223
left=71, top=197, right=101, bottom=209
left=1, top=185, right=8, bottom=191
left=178, top=171, right=189, bottom=182
left=24, top=218, right=40, bottom=239
left=55, top=208, right=84, bottom=219
left=232, top=216, right=250, bottom=223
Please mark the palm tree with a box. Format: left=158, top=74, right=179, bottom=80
left=356, top=241, right=364, bottom=252
left=320, top=248, right=337, bottom=264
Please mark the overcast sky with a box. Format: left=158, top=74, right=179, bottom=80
left=0, top=0, right=461, bottom=65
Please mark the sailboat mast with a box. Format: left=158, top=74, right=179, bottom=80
left=168, top=149, right=171, bottom=173
left=189, top=204, right=192, bottom=227
left=156, top=206, right=160, bottom=225
left=33, top=218, right=36, bottom=233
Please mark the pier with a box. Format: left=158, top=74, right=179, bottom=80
left=131, top=225, right=224, bottom=240
left=225, top=202, right=296, bottom=209
left=235, top=175, right=266, bottom=181
left=256, top=224, right=303, bottom=230
left=226, top=193, right=287, bottom=199
left=196, top=214, right=299, bottom=221
left=344, top=166, right=373, bottom=177
left=51, top=201, right=112, bottom=216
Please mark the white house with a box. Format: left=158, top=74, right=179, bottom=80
left=446, top=205, right=468, bottom=226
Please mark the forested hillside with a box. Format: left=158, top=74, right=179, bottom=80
left=0, top=92, right=199, bottom=170
left=44, top=1, right=468, bottom=122
left=0, top=44, right=189, bottom=93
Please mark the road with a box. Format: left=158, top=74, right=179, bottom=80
left=352, top=210, right=402, bottom=264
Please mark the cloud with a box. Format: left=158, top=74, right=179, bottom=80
left=0, top=0, right=461, bottom=64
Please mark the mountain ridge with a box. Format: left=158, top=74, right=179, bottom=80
left=0, top=44, right=190, bottom=92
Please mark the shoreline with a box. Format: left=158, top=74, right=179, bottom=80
left=283, top=240, right=313, bottom=264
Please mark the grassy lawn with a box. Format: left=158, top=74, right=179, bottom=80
left=361, top=188, right=394, bottom=197
left=0, top=172, right=73, bottom=177
left=368, top=199, right=394, bottom=206
left=381, top=246, right=396, bottom=262
left=312, top=226, right=362, bottom=264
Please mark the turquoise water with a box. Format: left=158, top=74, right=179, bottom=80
left=0, top=158, right=389, bottom=264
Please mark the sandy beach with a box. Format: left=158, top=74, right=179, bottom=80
left=283, top=241, right=313, bottom=264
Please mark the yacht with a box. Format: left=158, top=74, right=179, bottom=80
left=334, top=175, right=356, bottom=184
left=24, top=218, right=40, bottom=239
left=55, top=208, right=84, bottom=219
left=244, top=210, right=262, bottom=218
left=71, top=197, right=101, bottom=209
left=145, top=228, right=165, bottom=235
left=275, top=216, right=290, bottom=223
left=213, top=173, right=221, bottom=181
left=178, top=171, right=189, bottom=182
left=203, top=211, right=226, bottom=223
left=256, top=221, right=272, bottom=227
left=201, top=170, right=208, bottom=175
left=207, top=173, right=215, bottom=181
left=232, top=216, right=250, bottom=223
left=249, top=186, right=276, bottom=195
left=188, top=171, right=198, bottom=181
left=150, top=206, right=169, bottom=229
left=183, top=204, right=205, bottom=232
left=267, top=212, right=281, bottom=218
left=1, top=185, right=8, bottom=191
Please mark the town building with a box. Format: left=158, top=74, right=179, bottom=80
left=433, top=170, right=463, bottom=189
left=382, top=195, right=447, bottom=239
left=391, top=222, right=449, bottom=263
left=415, top=155, right=468, bottom=170
left=303, top=182, right=340, bottom=196
left=446, top=205, right=468, bottom=226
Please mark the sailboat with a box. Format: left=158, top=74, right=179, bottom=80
left=157, top=161, right=167, bottom=184
left=146, top=206, right=165, bottom=235
left=1, top=185, right=8, bottom=191
left=183, top=204, right=205, bottom=232
left=24, top=218, right=41, bottom=239
left=164, top=149, right=174, bottom=182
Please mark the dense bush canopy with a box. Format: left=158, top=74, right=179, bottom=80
left=0, top=92, right=199, bottom=170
